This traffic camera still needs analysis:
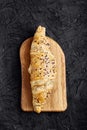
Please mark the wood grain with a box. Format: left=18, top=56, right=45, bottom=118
left=20, top=37, right=67, bottom=112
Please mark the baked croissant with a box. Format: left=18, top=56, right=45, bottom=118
left=28, top=26, right=56, bottom=113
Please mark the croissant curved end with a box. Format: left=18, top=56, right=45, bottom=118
left=34, top=106, right=41, bottom=113
left=34, top=25, right=45, bottom=39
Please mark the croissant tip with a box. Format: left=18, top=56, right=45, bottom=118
left=34, top=106, right=41, bottom=113
left=37, top=25, right=46, bottom=33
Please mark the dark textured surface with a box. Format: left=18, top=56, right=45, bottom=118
left=0, top=0, right=87, bottom=130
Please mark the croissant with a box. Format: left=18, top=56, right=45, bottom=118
left=28, top=26, right=56, bottom=113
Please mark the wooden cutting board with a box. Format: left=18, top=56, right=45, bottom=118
left=20, top=37, right=67, bottom=112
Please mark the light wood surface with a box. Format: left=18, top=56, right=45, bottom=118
left=20, top=37, right=67, bottom=112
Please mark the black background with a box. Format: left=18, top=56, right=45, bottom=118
left=0, top=0, right=87, bottom=130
